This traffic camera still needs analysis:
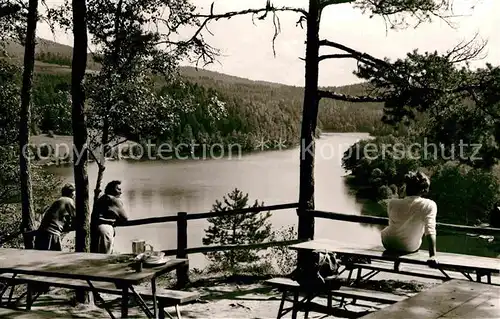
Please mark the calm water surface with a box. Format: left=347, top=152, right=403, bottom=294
left=47, top=133, right=498, bottom=268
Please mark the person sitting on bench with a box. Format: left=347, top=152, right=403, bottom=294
left=381, top=171, right=438, bottom=266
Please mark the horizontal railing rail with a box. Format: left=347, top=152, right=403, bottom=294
left=119, top=215, right=178, bottom=227
left=308, top=210, right=500, bottom=237
left=118, top=202, right=300, bottom=227
left=183, top=239, right=305, bottom=255
left=186, top=202, right=300, bottom=220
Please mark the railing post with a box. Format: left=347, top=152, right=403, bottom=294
left=176, top=212, right=189, bottom=288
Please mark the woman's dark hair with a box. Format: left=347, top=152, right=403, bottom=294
left=104, top=180, right=121, bottom=195
left=405, top=171, right=430, bottom=196
left=61, top=183, right=75, bottom=197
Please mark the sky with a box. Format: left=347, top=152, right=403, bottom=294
left=37, top=0, right=500, bottom=87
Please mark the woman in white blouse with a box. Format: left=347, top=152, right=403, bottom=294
left=381, top=171, right=438, bottom=267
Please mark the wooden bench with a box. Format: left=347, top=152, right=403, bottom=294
left=346, top=260, right=453, bottom=283
left=290, top=239, right=500, bottom=285
left=265, top=277, right=406, bottom=319
left=0, top=273, right=200, bottom=319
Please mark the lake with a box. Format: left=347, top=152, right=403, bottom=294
left=47, top=133, right=498, bottom=268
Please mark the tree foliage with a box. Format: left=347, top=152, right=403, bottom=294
left=0, top=0, right=25, bottom=44
left=342, top=135, right=421, bottom=199
left=0, top=59, right=62, bottom=247
left=0, top=59, right=20, bottom=144
left=203, top=189, right=273, bottom=273
left=427, top=163, right=500, bottom=226
left=353, top=42, right=499, bottom=168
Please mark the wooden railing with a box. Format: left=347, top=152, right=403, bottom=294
left=117, top=203, right=500, bottom=286
left=308, top=210, right=500, bottom=236
left=118, top=202, right=301, bottom=286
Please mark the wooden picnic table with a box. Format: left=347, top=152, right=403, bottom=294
left=289, top=239, right=500, bottom=283
left=0, top=248, right=187, bottom=318
left=360, top=279, right=500, bottom=318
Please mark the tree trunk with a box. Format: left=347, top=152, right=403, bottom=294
left=72, top=0, right=90, bottom=253
left=297, top=0, right=321, bottom=267
left=72, top=0, right=91, bottom=304
left=19, top=0, right=38, bottom=248
left=298, top=0, right=321, bottom=240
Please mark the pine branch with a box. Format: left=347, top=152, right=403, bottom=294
left=87, top=147, right=104, bottom=169
left=318, top=89, right=385, bottom=102
left=319, top=39, right=391, bottom=69
left=186, top=2, right=307, bottom=59
left=318, top=54, right=354, bottom=61
left=109, top=137, right=129, bottom=149
left=320, top=0, right=354, bottom=9
left=193, top=2, right=308, bottom=19
left=445, top=33, right=488, bottom=64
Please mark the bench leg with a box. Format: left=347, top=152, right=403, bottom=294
left=175, top=305, right=182, bottom=319
left=291, top=291, right=299, bottom=319
left=304, top=293, right=313, bottom=319
left=340, top=268, right=355, bottom=308
left=475, top=271, right=492, bottom=284
left=86, top=280, right=116, bottom=319
left=121, top=287, right=129, bottom=318
left=165, top=311, right=175, bottom=319
left=129, top=286, right=154, bottom=318
left=0, top=282, right=9, bottom=305
left=7, top=283, right=16, bottom=305
left=355, top=268, right=362, bottom=284
left=394, top=261, right=400, bottom=272
left=160, top=305, right=174, bottom=319
left=151, top=277, right=158, bottom=319
left=327, top=290, right=332, bottom=310
left=277, top=290, right=287, bottom=319
left=157, top=302, right=182, bottom=319
left=26, top=284, right=33, bottom=310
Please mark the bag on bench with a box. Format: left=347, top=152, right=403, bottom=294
left=290, top=250, right=340, bottom=290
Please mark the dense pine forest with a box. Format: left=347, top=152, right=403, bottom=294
left=2, top=38, right=390, bottom=152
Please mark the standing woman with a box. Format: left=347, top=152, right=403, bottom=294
left=90, top=180, right=128, bottom=253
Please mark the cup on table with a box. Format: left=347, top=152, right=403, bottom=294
left=132, top=239, right=146, bottom=254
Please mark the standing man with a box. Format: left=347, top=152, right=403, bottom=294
left=90, top=180, right=128, bottom=253
left=35, top=183, right=76, bottom=251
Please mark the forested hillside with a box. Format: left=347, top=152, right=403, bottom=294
left=2, top=38, right=393, bottom=151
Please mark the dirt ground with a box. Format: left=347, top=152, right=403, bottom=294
left=0, top=274, right=438, bottom=319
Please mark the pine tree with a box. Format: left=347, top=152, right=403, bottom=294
left=203, top=188, right=272, bottom=273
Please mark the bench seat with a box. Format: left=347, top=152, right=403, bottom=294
left=266, top=277, right=405, bottom=304
left=0, top=273, right=199, bottom=319
left=349, top=261, right=449, bottom=281
left=265, top=277, right=406, bottom=318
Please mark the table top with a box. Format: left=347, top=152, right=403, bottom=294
left=361, top=279, right=500, bottom=319
left=0, top=248, right=187, bottom=285
left=290, top=239, right=500, bottom=273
